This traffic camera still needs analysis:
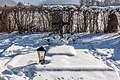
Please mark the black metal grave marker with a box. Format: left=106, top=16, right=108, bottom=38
left=52, top=13, right=70, bottom=38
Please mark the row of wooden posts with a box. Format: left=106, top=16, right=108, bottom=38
left=0, top=6, right=119, bottom=34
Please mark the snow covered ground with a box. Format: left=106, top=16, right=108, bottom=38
left=0, top=32, right=120, bottom=80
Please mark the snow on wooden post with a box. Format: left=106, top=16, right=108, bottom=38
left=37, top=46, right=46, bottom=64
left=107, top=11, right=118, bottom=33
left=52, top=13, right=70, bottom=38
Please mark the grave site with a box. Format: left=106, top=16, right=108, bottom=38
left=0, top=32, right=120, bottom=80
left=0, top=1, right=120, bottom=80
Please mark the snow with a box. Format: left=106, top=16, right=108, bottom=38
left=0, top=32, right=120, bottom=80
left=0, top=74, right=26, bottom=80
left=47, top=45, right=77, bottom=56
left=33, top=71, right=117, bottom=80
left=42, top=5, right=120, bottom=12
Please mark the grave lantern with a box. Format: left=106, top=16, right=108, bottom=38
left=37, top=46, right=46, bottom=64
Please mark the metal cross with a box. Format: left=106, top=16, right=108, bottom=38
left=52, top=14, right=70, bottom=38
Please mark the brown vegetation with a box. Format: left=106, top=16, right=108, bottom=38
left=0, top=5, right=119, bottom=34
